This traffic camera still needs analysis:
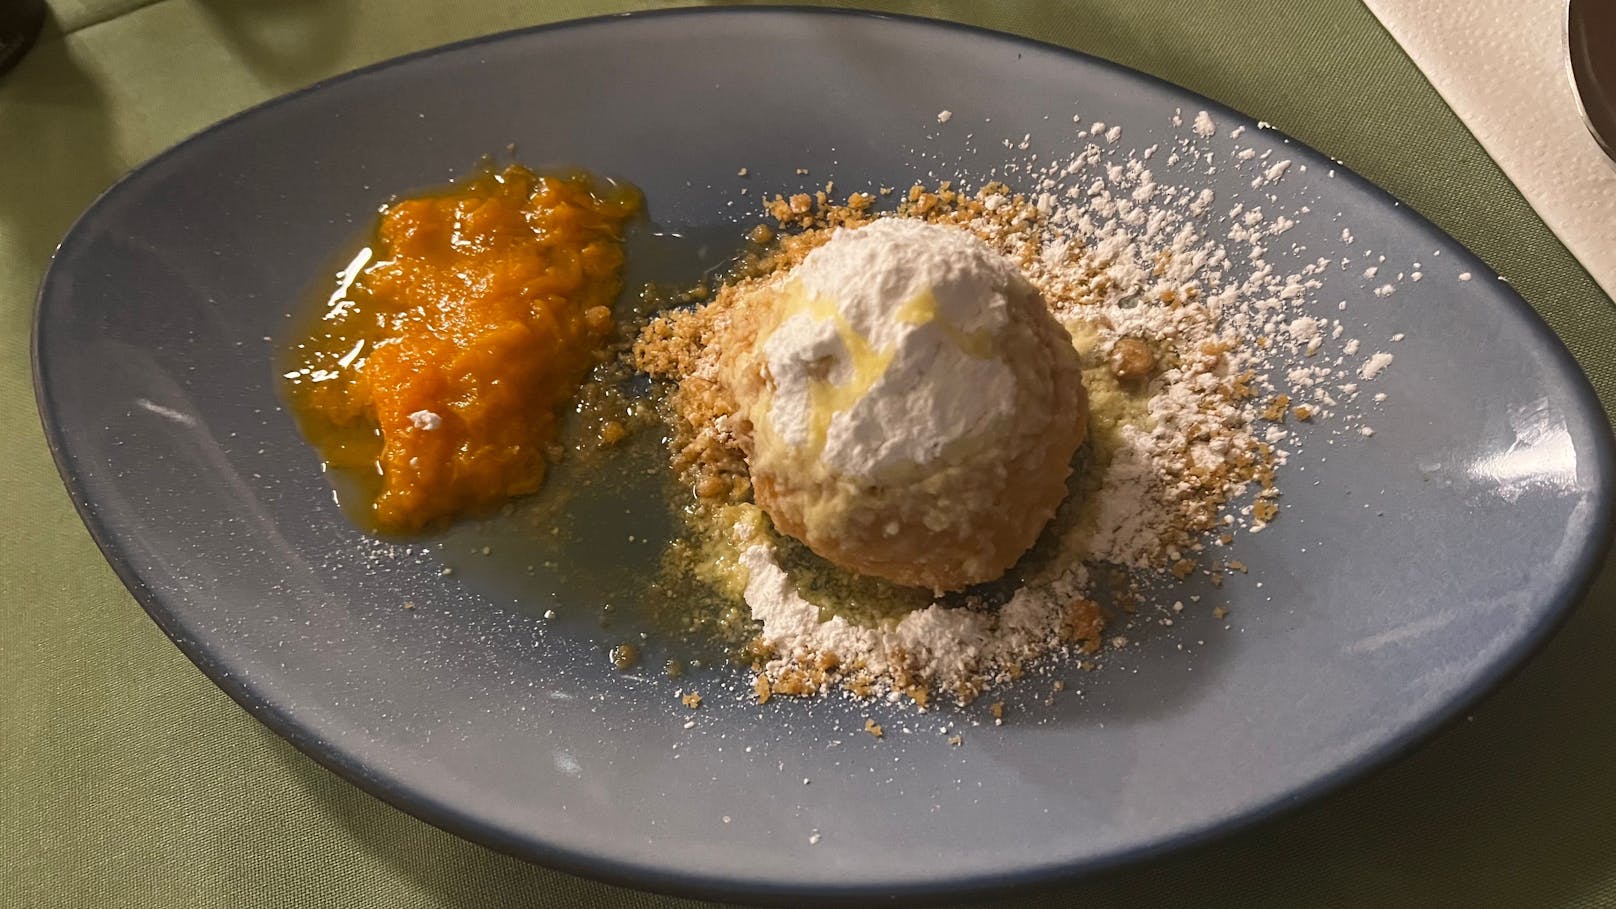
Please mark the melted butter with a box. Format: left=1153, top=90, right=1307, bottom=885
left=892, top=289, right=937, bottom=324
left=774, top=283, right=895, bottom=454
left=1063, top=317, right=1153, bottom=459
left=775, top=284, right=1007, bottom=456
left=894, top=288, right=996, bottom=357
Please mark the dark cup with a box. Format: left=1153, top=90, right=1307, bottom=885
left=0, top=0, right=45, bottom=77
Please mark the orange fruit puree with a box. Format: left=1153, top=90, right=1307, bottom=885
left=282, top=165, right=640, bottom=532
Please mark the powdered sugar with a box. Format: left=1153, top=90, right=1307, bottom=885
left=742, top=542, right=1093, bottom=694
left=1359, top=351, right=1395, bottom=380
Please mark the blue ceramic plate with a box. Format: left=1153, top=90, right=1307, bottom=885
left=33, top=9, right=1615, bottom=903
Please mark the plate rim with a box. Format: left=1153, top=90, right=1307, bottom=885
left=30, top=6, right=1616, bottom=904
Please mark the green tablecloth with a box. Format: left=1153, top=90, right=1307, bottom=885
left=4, top=1, right=1614, bottom=906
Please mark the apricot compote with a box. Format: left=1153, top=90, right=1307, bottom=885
left=282, top=165, right=640, bottom=532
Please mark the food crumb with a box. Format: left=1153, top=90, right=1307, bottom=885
left=1359, top=351, right=1395, bottom=380
left=681, top=691, right=702, bottom=709
left=609, top=643, right=640, bottom=671
left=936, top=110, right=953, bottom=124
left=1109, top=336, right=1156, bottom=382
left=864, top=718, right=884, bottom=738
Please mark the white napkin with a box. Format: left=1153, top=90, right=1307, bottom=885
left=1365, top=0, right=1616, bottom=298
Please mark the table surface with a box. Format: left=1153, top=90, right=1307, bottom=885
left=3, top=2, right=1614, bottom=907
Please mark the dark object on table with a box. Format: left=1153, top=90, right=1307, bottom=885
left=0, top=0, right=45, bottom=76
left=1568, top=0, right=1616, bottom=161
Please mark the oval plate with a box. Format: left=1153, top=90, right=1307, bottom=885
left=33, top=8, right=1615, bottom=903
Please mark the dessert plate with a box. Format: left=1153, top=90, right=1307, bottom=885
left=32, top=8, right=1615, bottom=903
